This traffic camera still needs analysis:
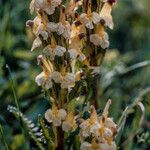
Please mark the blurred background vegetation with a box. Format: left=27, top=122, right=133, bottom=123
left=0, top=0, right=150, bottom=149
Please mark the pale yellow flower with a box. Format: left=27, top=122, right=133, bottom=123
left=35, top=72, right=52, bottom=89
left=30, top=0, right=62, bottom=15
left=57, top=6, right=71, bottom=39
left=43, top=36, right=66, bottom=60
left=62, top=112, right=77, bottom=132
left=99, top=1, right=116, bottom=29
left=80, top=106, right=100, bottom=138
left=61, top=73, right=76, bottom=89
left=51, top=71, right=62, bottom=83
left=45, top=104, right=67, bottom=126
left=90, top=24, right=109, bottom=49
left=80, top=1, right=100, bottom=29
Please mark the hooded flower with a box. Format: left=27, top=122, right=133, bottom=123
left=43, top=36, right=66, bottom=60
left=79, top=106, right=100, bottom=138
left=100, top=99, right=117, bottom=135
left=57, top=6, right=71, bottom=39
left=35, top=72, right=52, bottom=89
left=61, top=73, right=76, bottom=89
left=79, top=100, right=117, bottom=150
left=69, top=32, right=86, bottom=62
left=30, top=0, right=62, bottom=15
left=90, top=24, right=109, bottom=49
left=45, top=104, right=67, bottom=126
left=51, top=71, right=62, bottom=83
left=81, top=139, right=116, bottom=150
left=62, top=112, right=77, bottom=132
left=99, top=0, right=116, bottom=29
left=32, top=16, right=48, bottom=40
left=80, top=0, right=100, bottom=29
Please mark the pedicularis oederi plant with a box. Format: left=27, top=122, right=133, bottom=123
left=11, top=0, right=118, bottom=149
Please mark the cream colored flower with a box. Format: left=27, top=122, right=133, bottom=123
left=80, top=1, right=100, bottom=29
left=103, top=127, right=113, bottom=140
left=35, top=72, right=45, bottom=86
left=80, top=12, right=100, bottom=30
left=51, top=71, right=62, bottom=83
left=47, top=22, right=58, bottom=32
left=80, top=142, right=92, bottom=150
left=30, top=0, right=62, bottom=15
left=79, top=106, right=99, bottom=138
left=68, top=49, right=78, bottom=60
left=35, top=72, right=52, bottom=89
left=57, top=22, right=71, bottom=39
left=56, top=7, right=71, bottom=39
left=55, top=46, right=66, bottom=57
left=99, top=1, right=115, bottom=29
left=61, top=73, right=75, bottom=89
left=90, top=25, right=109, bottom=49
left=104, top=117, right=117, bottom=133
left=35, top=55, right=54, bottom=89
left=45, top=105, right=67, bottom=126
left=69, top=32, right=86, bottom=63
left=43, top=44, right=66, bottom=60
left=71, top=13, right=86, bottom=39
left=43, top=45, right=55, bottom=60
left=69, top=18, right=86, bottom=62
left=62, top=112, right=77, bottom=132
left=32, top=16, right=48, bottom=40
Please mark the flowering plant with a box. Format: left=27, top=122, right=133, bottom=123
left=1, top=0, right=149, bottom=150
left=25, top=0, right=118, bottom=149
